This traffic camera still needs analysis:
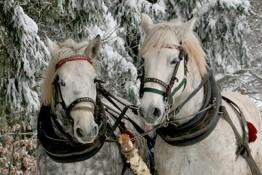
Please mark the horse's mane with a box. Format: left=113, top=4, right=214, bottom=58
left=41, top=39, right=92, bottom=105
left=140, top=20, right=207, bottom=77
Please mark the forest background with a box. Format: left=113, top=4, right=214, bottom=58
left=0, top=0, right=261, bottom=174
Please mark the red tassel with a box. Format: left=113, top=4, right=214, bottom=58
left=247, top=121, right=257, bottom=143
left=120, top=128, right=135, bottom=143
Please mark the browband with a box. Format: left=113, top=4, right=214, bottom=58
left=55, top=55, right=93, bottom=70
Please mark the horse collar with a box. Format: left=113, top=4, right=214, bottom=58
left=37, top=97, right=107, bottom=163
left=157, top=71, right=222, bottom=146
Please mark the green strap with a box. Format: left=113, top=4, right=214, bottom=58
left=142, top=78, right=187, bottom=97
left=142, top=87, right=166, bottom=96
left=171, top=78, right=187, bottom=96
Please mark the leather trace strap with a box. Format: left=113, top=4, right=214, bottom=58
left=55, top=55, right=93, bottom=70
left=222, top=97, right=262, bottom=175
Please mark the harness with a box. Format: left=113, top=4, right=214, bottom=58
left=222, top=97, right=262, bottom=175
left=38, top=55, right=155, bottom=174
left=139, top=44, right=261, bottom=174
left=37, top=97, right=107, bottom=163
left=157, top=72, right=222, bottom=146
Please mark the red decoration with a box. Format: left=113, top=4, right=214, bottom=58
left=120, top=128, right=135, bottom=143
left=247, top=121, right=258, bottom=143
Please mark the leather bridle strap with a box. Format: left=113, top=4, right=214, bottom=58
left=67, top=97, right=95, bottom=113
left=55, top=55, right=93, bottom=70
left=144, top=78, right=168, bottom=89
left=142, top=77, right=169, bottom=96
left=140, top=45, right=187, bottom=101
left=53, top=54, right=95, bottom=116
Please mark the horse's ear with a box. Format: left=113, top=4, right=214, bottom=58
left=45, top=37, right=60, bottom=58
left=141, top=14, right=154, bottom=33
left=85, top=35, right=101, bottom=58
left=177, top=18, right=197, bottom=39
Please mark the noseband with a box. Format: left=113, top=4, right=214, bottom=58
left=139, top=44, right=188, bottom=104
left=53, top=55, right=95, bottom=117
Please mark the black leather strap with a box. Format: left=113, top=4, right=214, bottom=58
left=37, top=97, right=107, bottom=163
left=157, top=72, right=222, bottom=146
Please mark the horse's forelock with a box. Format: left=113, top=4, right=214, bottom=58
left=140, top=21, right=207, bottom=77
left=41, top=38, right=92, bottom=105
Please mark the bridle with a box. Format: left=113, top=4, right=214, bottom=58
left=139, top=44, right=188, bottom=106
left=53, top=55, right=96, bottom=118
left=38, top=54, right=108, bottom=163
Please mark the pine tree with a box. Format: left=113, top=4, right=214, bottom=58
left=164, top=0, right=251, bottom=75
left=0, top=0, right=49, bottom=126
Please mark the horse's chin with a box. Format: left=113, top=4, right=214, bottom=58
left=144, top=122, right=155, bottom=132
left=143, top=117, right=164, bottom=132
left=75, top=135, right=97, bottom=144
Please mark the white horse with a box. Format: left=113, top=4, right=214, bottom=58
left=37, top=36, right=148, bottom=175
left=139, top=14, right=262, bottom=175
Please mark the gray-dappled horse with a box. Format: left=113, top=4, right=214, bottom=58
left=138, top=14, right=262, bottom=175
left=37, top=36, right=148, bottom=175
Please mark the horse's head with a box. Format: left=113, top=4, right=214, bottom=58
left=139, top=14, right=207, bottom=126
left=42, top=36, right=101, bottom=144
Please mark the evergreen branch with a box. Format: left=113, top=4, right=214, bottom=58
left=36, top=2, right=51, bottom=23
left=249, top=71, right=262, bottom=81
left=0, top=132, right=36, bottom=138
left=102, top=24, right=120, bottom=43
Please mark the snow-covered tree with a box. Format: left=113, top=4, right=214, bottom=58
left=0, top=0, right=261, bottom=173
left=160, top=0, right=251, bottom=75
left=0, top=0, right=48, bottom=125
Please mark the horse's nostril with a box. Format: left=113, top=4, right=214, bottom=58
left=139, top=107, right=144, bottom=117
left=152, top=107, right=161, bottom=117
left=76, top=128, right=85, bottom=138
left=91, top=125, right=98, bottom=136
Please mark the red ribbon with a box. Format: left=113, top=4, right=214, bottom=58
left=247, top=121, right=257, bottom=143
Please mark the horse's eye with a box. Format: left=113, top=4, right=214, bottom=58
left=170, top=59, right=177, bottom=65
left=58, top=80, right=66, bottom=86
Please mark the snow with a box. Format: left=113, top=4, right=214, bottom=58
left=15, top=7, right=38, bottom=33
left=1, top=0, right=261, bottom=129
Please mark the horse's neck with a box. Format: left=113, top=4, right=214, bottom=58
left=171, top=62, right=204, bottom=124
